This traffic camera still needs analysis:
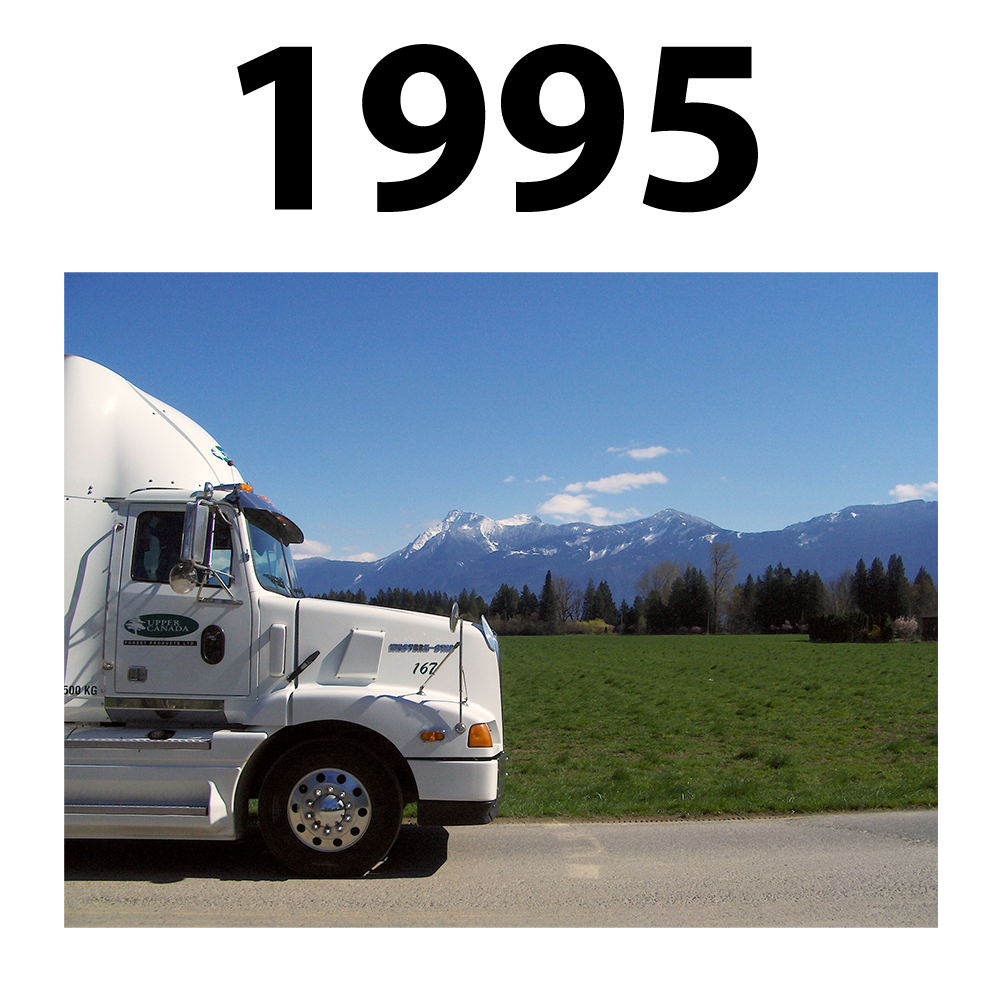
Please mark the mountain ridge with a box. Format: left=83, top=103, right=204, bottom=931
left=296, top=500, right=938, bottom=602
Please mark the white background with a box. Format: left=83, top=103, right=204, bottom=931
left=16, top=2, right=967, bottom=271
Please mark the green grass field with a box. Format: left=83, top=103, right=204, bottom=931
left=496, top=634, right=937, bottom=818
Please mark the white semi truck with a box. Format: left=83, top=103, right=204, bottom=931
left=64, top=356, right=505, bottom=876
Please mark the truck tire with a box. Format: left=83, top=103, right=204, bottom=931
left=258, top=740, right=403, bottom=877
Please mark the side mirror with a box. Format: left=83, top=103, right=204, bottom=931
left=168, top=560, right=199, bottom=595
left=450, top=602, right=460, bottom=633
left=180, top=499, right=211, bottom=563
left=169, top=500, right=211, bottom=595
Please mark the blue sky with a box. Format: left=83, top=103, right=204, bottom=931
left=64, top=272, right=937, bottom=563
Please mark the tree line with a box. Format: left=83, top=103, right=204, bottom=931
left=314, top=542, right=937, bottom=638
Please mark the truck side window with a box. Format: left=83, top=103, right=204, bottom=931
left=131, top=510, right=236, bottom=587
left=131, top=511, right=185, bottom=583
left=207, top=512, right=234, bottom=585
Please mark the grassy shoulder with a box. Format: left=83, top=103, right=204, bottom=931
left=496, top=634, right=937, bottom=819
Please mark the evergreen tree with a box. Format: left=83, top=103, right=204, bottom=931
left=467, top=589, right=488, bottom=620
left=539, top=571, right=557, bottom=624
left=755, top=564, right=795, bottom=630
left=619, top=599, right=639, bottom=634
left=665, top=565, right=711, bottom=630
left=911, top=567, right=938, bottom=616
left=793, top=569, right=826, bottom=626
left=645, top=589, right=669, bottom=633
left=886, top=554, right=911, bottom=619
left=581, top=579, right=597, bottom=621
left=518, top=584, right=539, bottom=618
left=851, top=559, right=869, bottom=615
left=867, top=557, right=888, bottom=618
left=489, top=583, right=520, bottom=620
left=594, top=581, right=619, bottom=626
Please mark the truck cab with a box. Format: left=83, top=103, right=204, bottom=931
left=64, top=356, right=504, bottom=876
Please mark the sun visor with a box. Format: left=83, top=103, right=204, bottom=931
left=229, top=488, right=305, bottom=545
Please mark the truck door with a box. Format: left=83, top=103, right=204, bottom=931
left=112, top=505, right=251, bottom=699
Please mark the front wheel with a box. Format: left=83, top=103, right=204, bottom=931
left=259, top=740, right=403, bottom=877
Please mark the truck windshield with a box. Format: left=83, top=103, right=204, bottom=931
left=245, top=510, right=304, bottom=597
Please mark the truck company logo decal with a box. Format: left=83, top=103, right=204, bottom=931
left=388, top=642, right=459, bottom=654
left=124, top=614, right=199, bottom=639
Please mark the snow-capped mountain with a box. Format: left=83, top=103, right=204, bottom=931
left=296, top=500, right=938, bottom=602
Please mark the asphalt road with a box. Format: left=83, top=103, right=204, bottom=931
left=64, top=810, right=936, bottom=927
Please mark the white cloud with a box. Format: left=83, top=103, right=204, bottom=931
left=608, top=444, right=689, bottom=460
left=537, top=493, right=640, bottom=525
left=506, top=473, right=552, bottom=483
left=291, top=539, right=332, bottom=560
left=565, top=471, right=668, bottom=495
left=336, top=548, right=380, bottom=562
left=538, top=493, right=595, bottom=518
left=293, top=539, right=381, bottom=562
left=889, top=481, right=938, bottom=501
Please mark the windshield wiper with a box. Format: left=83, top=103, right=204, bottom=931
left=263, top=573, right=291, bottom=593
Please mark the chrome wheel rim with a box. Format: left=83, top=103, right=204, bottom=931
left=286, top=768, right=372, bottom=852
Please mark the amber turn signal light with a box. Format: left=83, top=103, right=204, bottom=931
left=419, top=730, right=445, bottom=742
left=467, top=723, right=493, bottom=748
